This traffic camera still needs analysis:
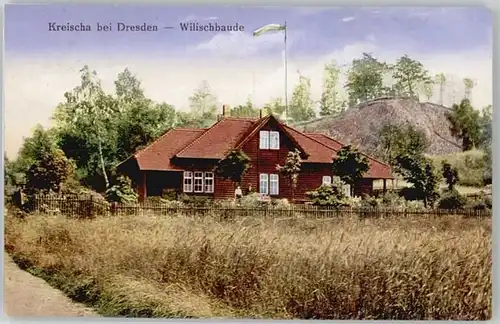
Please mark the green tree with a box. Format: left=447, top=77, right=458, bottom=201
left=231, top=98, right=260, bottom=118
left=421, top=80, right=434, bottom=101
left=54, top=67, right=181, bottom=192
left=392, top=55, right=431, bottom=99
left=319, top=60, right=343, bottom=116
left=434, top=73, right=446, bottom=105
left=445, top=99, right=482, bottom=151
left=276, top=148, right=302, bottom=202
left=174, top=111, right=206, bottom=128
left=105, top=175, right=138, bottom=203
left=113, top=69, right=178, bottom=158
left=214, top=149, right=251, bottom=189
left=437, top=189, right=467, bottom=210
left=53, top=65, right=119, bottom=189
left=116, top=100, right=177, bottom=158
left=483, top=145, right=492, bottom=185
left=189, top=80, right=218, bottom=123
left=25, top=148, right=73, bottom=195
left=463, top=78, right=475, bottom=100
left=114, top=68, right=145, bottom=104
left=395, top=154, right=440, bottom=208
left=441, top=160, right=459, bottom=191
left=4, top=155, right=13, bottom=191
left=290, top=73, right=316, bottom=122
left=263, top=97, right=286, bottom=117
left=15, top=125, right=60, bottom=173
left=332, top=145, right=370, bottom=196
left=479, top=104, right=492, bottom=148
left=4, top=154, right=24, bottom=195
left=345, top=53, right=388, bottom=107
left=377, top=123, right=429, bottom=167
left=306, top=180, right=347, bottom=207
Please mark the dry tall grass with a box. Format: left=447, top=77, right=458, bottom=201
left=4, top=211, right=491, bottom=320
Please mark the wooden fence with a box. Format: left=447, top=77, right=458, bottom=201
left=16, top=194, right=492, bottom=219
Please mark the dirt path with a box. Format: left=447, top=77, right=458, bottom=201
left=3, top=254, right=98, bottom=317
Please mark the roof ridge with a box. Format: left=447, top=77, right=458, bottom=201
left=175, top=118, right=227, bottom=157
left=315, top=132, right=392, bottom=168
left=223, top=116, right=260, bottom=121
left=174, top=128, right=207, bottom=131
left=308, top=132, right=345, bottom=147
left=284, top=125, right=340, bottom=153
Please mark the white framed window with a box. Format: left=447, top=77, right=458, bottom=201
left=322, top=176, right=332, bottom=186
left=183, top=171, right=193, bottom=192
left=204, top=172, right=214, bottom=193
left=270, top=174, right=279, bottom=195
left=343, top=184, right=351, bottom=197
left=194, top=171, right=204, bottom=193
left=269, top=131, right=280, bottom=150
left=259, top=173, right=269, bottom=195
left=259, top=131, right=269, bottom=149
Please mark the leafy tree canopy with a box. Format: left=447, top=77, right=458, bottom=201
left=214, top=149, right=251, bottom=185
left=445, top=99, right=482, bottom=151
left=392, top=54, right=431, bottom=99
left=394, top=154, right=440, bottom=208
left=332, top=145, right=370, bottom=196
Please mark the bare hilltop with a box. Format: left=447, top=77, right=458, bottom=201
left=296, top=97, right=462, bottom=157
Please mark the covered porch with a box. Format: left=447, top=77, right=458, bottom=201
left=135, top=170, right=183, bottom=201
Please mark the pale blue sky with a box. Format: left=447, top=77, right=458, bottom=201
left=5, top=5, right=491, bottom=58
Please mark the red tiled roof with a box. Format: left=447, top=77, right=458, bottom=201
left=133, top=128, right=205, bottom=171
left=305, top=132, right=393, bottom=179
left=175, top=117, right=258, bottom=159
left=283, top=126, right=339, bottom=163
left=306, top=133, right=344, bottom=150
left=121, top=114, right=393, bottom=179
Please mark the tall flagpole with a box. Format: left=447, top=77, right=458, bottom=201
left=252, top=71, right=256, bottom=102
left=284, top=20, right=288, bottom=125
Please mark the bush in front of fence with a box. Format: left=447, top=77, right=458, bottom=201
left=438, top=189, right=468, bottom=210
left=22, top=192, right=492, bottom=219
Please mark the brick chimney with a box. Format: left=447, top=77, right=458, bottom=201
left=222, top=104, right=229, bottom=117
left=259, top=109, right=263, bottom=119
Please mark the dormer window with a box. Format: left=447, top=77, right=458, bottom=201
left=259, top=130, right=280, bottom=150
left=259, top=131, right=269, bottom=149
left=269, top=131, right=280, bottom=149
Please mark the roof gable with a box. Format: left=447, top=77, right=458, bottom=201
left=235, top=114, right=309, bottom=157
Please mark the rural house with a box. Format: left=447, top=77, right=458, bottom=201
left=117, top=107, right=393, bottom=202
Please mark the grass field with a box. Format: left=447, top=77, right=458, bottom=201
left=4, top=211, right=491, bottom=320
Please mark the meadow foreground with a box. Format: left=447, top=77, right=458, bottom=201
left=4, top=212, right=491, bottom=320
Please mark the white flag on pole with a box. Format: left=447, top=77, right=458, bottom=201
left=252, top=23, right=286, bottom=37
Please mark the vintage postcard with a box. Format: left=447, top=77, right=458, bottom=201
left=4, top=5, right=492, bottom=320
